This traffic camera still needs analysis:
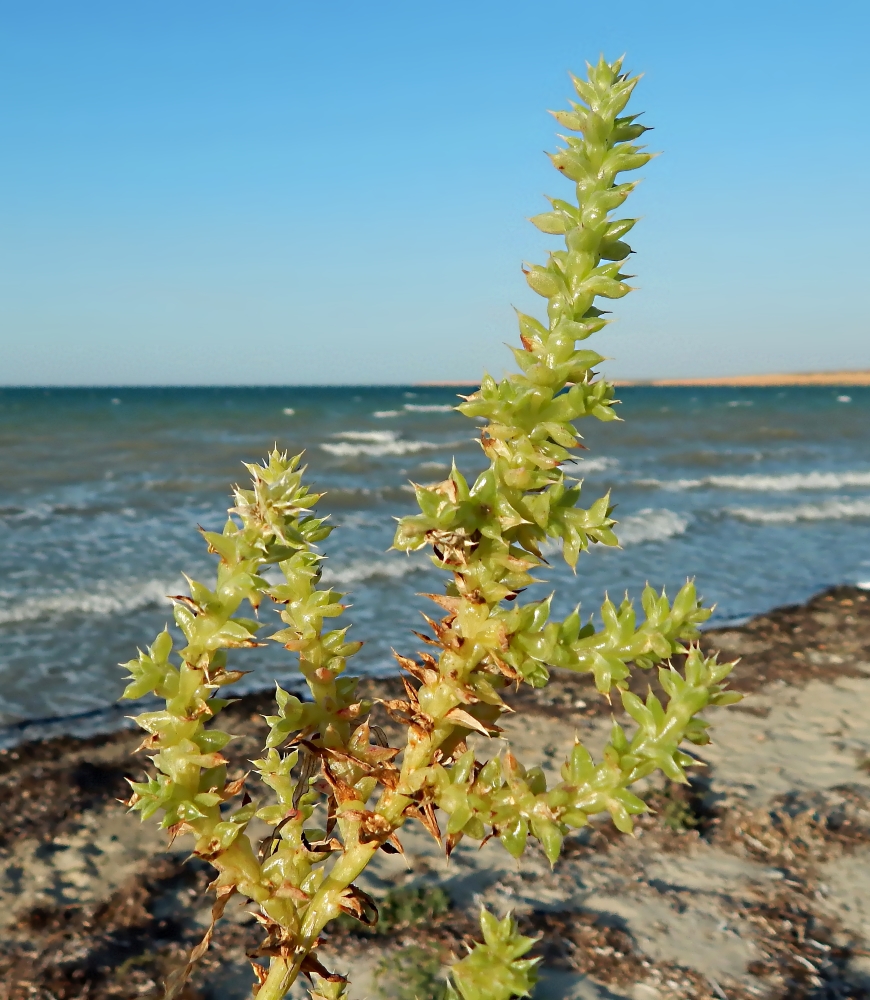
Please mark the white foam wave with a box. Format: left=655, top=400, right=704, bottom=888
left=637, top=470, right=870, bottom=492
left=373, top=410, right=400, bottom=418
left=729, top=498, right=870, bottom=524
left=577, top=457, right=619, bottom=473
left=333, top=431, right=398, bottom=443
left=403, top=404, right=455, bottom=413
left=0, top=579, right=178, bottom=625
left=617, top=508, right=689, bottom=546
left=322, top=430, right=454, bottom=458
left=320, top=558, right=426, bottom=587
left=0, top=502, right=104, bottom=522
left=634, top=478, right=704, bottom=490
left=321, top=440, right=449, bottom=458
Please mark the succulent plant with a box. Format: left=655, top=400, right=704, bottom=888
left=122, top=55, right=741, bottom=1000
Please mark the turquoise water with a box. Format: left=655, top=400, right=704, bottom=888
left=1, top=384, right=869, bottom=743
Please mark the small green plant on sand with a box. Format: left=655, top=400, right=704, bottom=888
left=373, top=942, right=448, bottom=1000
left=644, top=782, right=703, bottom=833
left=122, top=56, right=742, bottom=1000
left=334, top=884, right=449, bottom=935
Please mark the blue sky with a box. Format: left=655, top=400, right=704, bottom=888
left=1, top=1, right=867, bottom=385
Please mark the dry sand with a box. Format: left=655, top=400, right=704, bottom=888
left=3, top=586, right=870, bottom=1000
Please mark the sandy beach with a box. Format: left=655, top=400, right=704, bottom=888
left=3, top=585, right=870, bottom=1000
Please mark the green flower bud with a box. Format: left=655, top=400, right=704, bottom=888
left=450, top=910, right=540, bottom=1000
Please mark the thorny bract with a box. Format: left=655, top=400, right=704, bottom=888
left=122, top=56, right=742, bottom=1000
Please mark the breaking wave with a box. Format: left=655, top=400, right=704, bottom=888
left=616, top=508, right=690, bottom=546
left=321, top=439, right=449, bottom=458
left=729, top=498, right=870, bottom=524
left=321, top=429, right=454, bottom=458
left=403, top=404, right=455, bottom=413
left=331, top=431, right=398, bottom=442
left=576, top=457, right=619, bottom=474
left=0, top=578, right=178, bottom=625
left=636, top=470, right=870, bottom=492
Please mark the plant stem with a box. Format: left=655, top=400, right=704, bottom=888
left=257, top=957, right=299, bottom=1000
left=256, top=840, right=380, bottom=1000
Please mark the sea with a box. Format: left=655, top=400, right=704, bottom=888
left=1, top=384, right=869, bottom=747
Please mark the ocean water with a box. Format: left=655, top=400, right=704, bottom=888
left=1, top=384, right=869, bottom=745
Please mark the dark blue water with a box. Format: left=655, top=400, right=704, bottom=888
left=1, top=384, right=869, bottom=744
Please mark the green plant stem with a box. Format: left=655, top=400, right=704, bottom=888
left=258, top=959, right=298, bottom=1000
left=257, top=840, right=379, bottom=999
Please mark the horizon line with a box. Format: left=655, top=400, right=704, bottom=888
left=1, top=367, right=869, bottom=391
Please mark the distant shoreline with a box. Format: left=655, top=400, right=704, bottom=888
left=616, top=369, right=870, bottom=387
left=420, top=370, right=870, bottom=388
